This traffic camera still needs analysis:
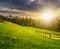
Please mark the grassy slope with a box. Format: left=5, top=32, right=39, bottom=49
left=0, top=21, right=60, bottom=49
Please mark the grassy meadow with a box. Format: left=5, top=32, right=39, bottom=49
left=0, top=21, right=60, bottom=49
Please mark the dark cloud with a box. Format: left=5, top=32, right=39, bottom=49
left=0, top=0, right=44, bottom=11
left=0, top=0, right=60, bottom=11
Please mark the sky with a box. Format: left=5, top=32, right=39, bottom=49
left=0, top=0, right=60, bottom=11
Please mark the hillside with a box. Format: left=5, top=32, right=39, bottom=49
left=0, top=21, right=60, bottom=49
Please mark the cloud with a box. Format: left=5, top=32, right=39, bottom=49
left=0, top=0, right=60, bottom=11
left=0, top=0, right=45, bottom=11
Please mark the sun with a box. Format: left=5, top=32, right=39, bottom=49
left=41, top=9, right=54, bottom=22
left=42, top=10, right=53, bottom=21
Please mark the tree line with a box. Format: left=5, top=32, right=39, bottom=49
left=0, top=15, right=60, bottom=32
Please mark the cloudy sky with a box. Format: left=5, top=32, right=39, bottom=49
left=0, top=0, right=60, bottom=11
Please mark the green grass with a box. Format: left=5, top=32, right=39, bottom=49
left=0, top=21, right=60, bottom=49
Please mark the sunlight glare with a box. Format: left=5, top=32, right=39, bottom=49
left=41, top=9, right=54, bottom=22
